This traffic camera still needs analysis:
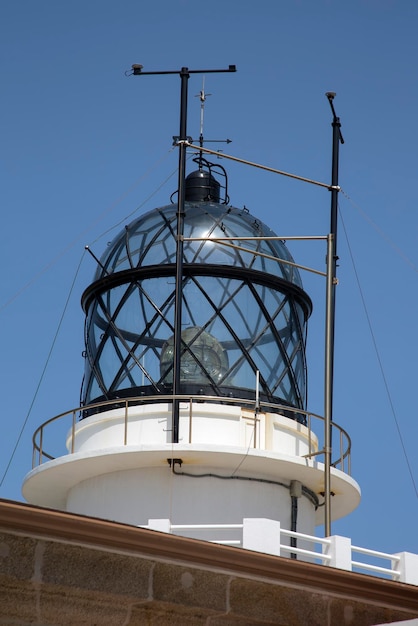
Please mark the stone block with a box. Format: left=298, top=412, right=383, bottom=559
left=0, top=533, right=36, bottom=581
left=152, top=562, right=228, bottom=612
left=38, top=585, right=131, bottom=625
left=42, top=541, right=152, bottom=599
left=129, top=601, right=211, bottom=625
left=229, top=578, right=328, bottom=625
left=328, top=597, right=416, bottom=626
left=0, top=579, right=37, bottom=622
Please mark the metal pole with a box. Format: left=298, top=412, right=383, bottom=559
left=324, top=233, right=335, bottom=537
left=172, top=68, right=189, bottom=443
left=129, top=64, right=236, bottom=446
left=326, top=92, right=343, bottom=418
left=324, top=93, right=343, bottom=536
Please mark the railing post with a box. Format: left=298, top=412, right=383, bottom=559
left=393, top=552, right=418, bottom=584
left=307, top=413, right=312, bottom=458
left=148, top=518, right=172, bottom=533
left=243, top=518, right=281, bottom=556
left=124, top=400, right=128, bottom=446
left=189, top=397, right=193, bottom=443
left=71, top=411, right=76, bottom=453
left=324, top=535, right=352, bottom=571
left=39, top=428, right=43, bottom=465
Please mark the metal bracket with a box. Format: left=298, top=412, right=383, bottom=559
left=173, top=136, right=193, bottom=146
left=167, top=458, right=183, bottom=468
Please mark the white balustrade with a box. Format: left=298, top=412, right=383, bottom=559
left=144, top=517, right=418, bottom=585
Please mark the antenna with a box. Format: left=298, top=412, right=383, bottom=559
left=191, top=79, right=232, bottom=169
left=195, top=77, right=211, bottom=169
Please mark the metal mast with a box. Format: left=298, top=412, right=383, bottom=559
left=324, top=92, right=344, bottom=536
left=131, top=64, right=236, bottom=443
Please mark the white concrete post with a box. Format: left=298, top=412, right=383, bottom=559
left=325, top=535, right=352, bottom=571
left=393, top=552, right=418, bottom=585
left=148, top=518, right=172, bottom=533
left=243, top=518, right=281, bottom=556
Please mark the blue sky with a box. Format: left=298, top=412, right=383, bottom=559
left=1, top=0, right=417, bottom=556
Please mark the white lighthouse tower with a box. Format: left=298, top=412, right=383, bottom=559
left=22, top=159, right=360, bottom=547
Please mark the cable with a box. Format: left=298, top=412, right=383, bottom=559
left=0, top=148, right=176, bottom=312
left=290, top=495, right=298, bottom=559
left=339, top=206, right=418, bottom=500
left=230, top=413, right=256, bottom=477
left=89, top=160, right=181, bottom=246
left=0, top=250, right=86, bottom=489
left=170, top=462, right=319, bottom=508
left=341, top=189, right=418, bottom=275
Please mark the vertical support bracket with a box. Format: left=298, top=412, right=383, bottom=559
left=172, top=68, right=190, bottom=443
left=324, top=232, right=335, bottom=536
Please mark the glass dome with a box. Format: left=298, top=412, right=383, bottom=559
left=81, top=200, right=312, bottom=415
left=93, top=202, right=304, bottom=286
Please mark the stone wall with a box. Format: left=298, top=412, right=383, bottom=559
left=0, top=500, right=417, bottom=625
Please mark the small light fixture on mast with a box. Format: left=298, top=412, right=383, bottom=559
left=132, top=64, right=143, bottom=74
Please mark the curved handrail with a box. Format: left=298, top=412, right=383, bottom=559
left=31, top=395, right=351, bottom=474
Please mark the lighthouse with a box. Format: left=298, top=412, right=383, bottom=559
left=22, top=152, right=360, bottom=546
left=8, top=70, right=417, bottom=626
left=23, top=64, right=360, bottom=549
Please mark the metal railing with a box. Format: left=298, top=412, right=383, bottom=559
left=31, top=394, right=351, bottom=474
